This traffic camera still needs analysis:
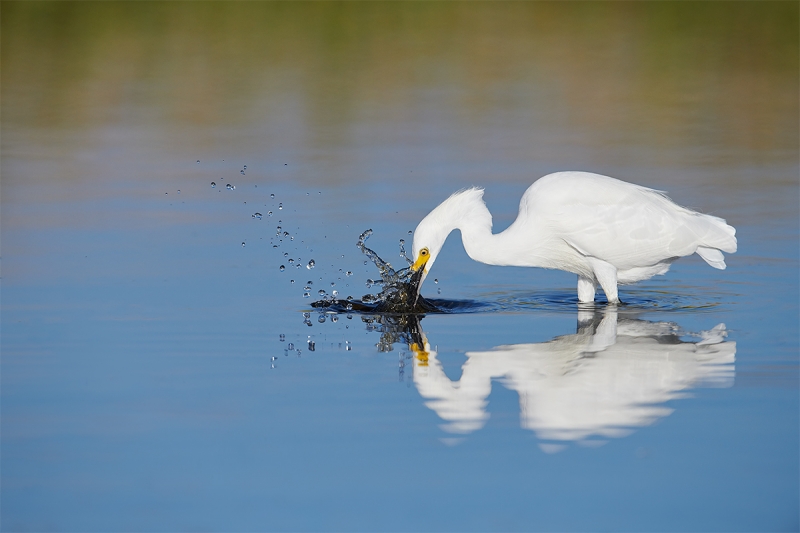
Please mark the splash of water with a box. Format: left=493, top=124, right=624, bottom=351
left=312, top=229, right=438, bottom=313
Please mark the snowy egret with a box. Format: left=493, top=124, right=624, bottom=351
left=410, top=171, right=737, bottom=303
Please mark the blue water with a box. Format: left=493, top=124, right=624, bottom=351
left=4, top=170, right=797, bottom=531
left=2, top=3, right=798, bottom=531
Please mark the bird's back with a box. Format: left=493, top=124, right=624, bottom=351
left=513, top=172, right=737, bottom=273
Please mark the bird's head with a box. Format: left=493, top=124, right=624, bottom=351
left=410, top=222, right=444, bottom=293
left=410, top=187, right=487, bottom=295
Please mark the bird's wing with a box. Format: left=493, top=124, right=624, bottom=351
left=522, top=173, right=701, bottom=270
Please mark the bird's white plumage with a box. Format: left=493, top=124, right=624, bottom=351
left=411, top=172, right=737, bottom=303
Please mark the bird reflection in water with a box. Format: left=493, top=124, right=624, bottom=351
left=369, top=309, right=735, bottom=451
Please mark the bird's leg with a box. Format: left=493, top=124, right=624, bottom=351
left=587, top=257, right=620, bottom=304
left=577, top=276, right=596, bottom=303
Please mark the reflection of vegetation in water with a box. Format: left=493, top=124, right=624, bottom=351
left=3, top=2, right=796, bottom=162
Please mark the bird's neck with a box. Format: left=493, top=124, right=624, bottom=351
left=453, top=202, right=533, bottom=266
left=458, top=217, right=499, bottom=264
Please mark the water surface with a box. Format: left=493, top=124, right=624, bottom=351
left=2, top=3, right=798, bottom=531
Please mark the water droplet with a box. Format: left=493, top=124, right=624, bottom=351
left=279, top=265, right=285, bottom=271
left=399, top=239, right=405, bottom=245
left=434, top=279, right=438, bottom=284
left=284, top=252, right=289, bottom=257
left=332, top=290, right=339, bottom=297
left=270, top=194, right=275, bottom=199
left=287, top=343, right=294, bottom=350
left=346, top=303, right=353, bottom=311
left=317, top=315, right=326, bottom=323
left=307, top=280, right=313, bottom=285
left=290, top=279, right=295, bottom=284
left=240, top=170, right=245, bottom=175
left=241, top=242, right=246, bottom=247
left=268, top=211, right=273, bottom=216
left=278, top=203, right=283, bottom=210
left=226, top=183, right=233, bottom=190
left=346, top=295, right=353, bottom=301
left=331, top=315, right=338, bottom=323
left=303, top=292, right=310, bottom=298
left=280, top=334, right=285, bottom=342
left=345, top=271, right=353, bottom=277
left=253, top=212, right=263, bottom=219
left=196, top=160, right=200, bottom=163
left=288, top=259, right=295, bottom=264
left=408, top=230, right=413, bottom=235
left=177, top=190, right=181, bottom=194
left=306, top=260, right=315, bottom=269
left=308, top=340, right=315, bottom=351
left=318, top=289, right=326, bottom=296
left=330, top=282, right=335, bottom=287
left=438, top=288, right=441, bottom=294
left=283, top=232, right=289, bottom=237
left=211, top=182, right=216, bottom=188
left=243, top=165, right=247, bottom=170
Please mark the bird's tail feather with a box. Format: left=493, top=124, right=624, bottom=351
left=691, top=213, right=736, bottom=270
left=696, top=246, right=727, bottom=269
left=697, top=213, right=737, bottom=253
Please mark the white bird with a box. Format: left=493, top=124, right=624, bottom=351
left=410, top=171, right=737, bottom=303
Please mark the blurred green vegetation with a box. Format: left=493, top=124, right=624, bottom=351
left=2, top=1, right=797, bottom=155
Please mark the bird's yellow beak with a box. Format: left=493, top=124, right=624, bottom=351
left=411, top=247, right=430, bottom=272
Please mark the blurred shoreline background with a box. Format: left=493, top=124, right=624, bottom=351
left=4, top=2, right=796, bottom=169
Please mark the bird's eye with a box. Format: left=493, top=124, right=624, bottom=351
left=421, top=248, right=429, bottom=256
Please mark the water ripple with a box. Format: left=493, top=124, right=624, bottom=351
left=312, top=288, right=727, bottom=316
